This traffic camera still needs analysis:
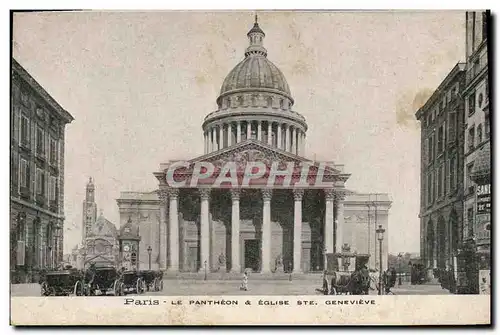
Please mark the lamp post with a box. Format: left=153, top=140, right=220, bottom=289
left=376, top=224, right=385, bottom=295
left=147, top=246, right=152, bottom=270
left=397, top=252, right=403, bottom=286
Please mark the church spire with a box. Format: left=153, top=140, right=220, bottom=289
left=245, top=14, right=267, bottom=57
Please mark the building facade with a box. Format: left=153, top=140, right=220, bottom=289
left=116, top=18, right=391, bottom=274
left=10, top=59, right=74, bottom=283
left=462, top=11, right=490, bottom=294
left=415, top=63, right=466, bottom=274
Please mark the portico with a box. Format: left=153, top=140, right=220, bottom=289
left=155, top=183, right=347, bottom=274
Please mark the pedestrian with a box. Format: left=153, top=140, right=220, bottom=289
left=240, top=270, right=248, bottom=291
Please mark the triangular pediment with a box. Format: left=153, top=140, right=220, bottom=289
left=155, top=140, right=350, bottom=189
left=189, top=140, right=342, bottom=175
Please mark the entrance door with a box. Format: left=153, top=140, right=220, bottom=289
left=187, top=247, right=198, bottom=272
left=244, top=240, right=260, bottom=272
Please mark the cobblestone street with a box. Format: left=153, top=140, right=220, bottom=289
left=11, top=280, right=451, bottom=297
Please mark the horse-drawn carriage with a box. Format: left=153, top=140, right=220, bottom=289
left=86, top=266, right=124, bottom=296
left=319, top=252, right=371, bottom=295
left=121, top=270, right=145, bottom=295
left=40, top=268, right=86, bottom=296
left=139, top=270, right=164, bottom=292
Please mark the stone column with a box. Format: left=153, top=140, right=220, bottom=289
left=261, top=189, right=272, bottom=273
left=293, top=189, right=304, bottom=273
left=168, top=188, right=180, bottom=271
left=199, top=189, right=211, bottom=272
left=219, top=125, right=224, bottom=150
left=335, top=192, right=345, bottom=253
left=203, top=132, right=207, bottom=154
left=246, top=121, right=252, bottom=140
left=158, top=190, right=168, bottom=270
left=324, top=189, right=335, bottom=254
left=267, top=122, right=273, bottom=145
left=212, top=127, right=217, bottom=151
left=301, top=132, right=306, bottom=155
left=257, top=121, right=262, bottom=141
left=237, top=122, right=242, bottom=143
left=285, top=124, right=291, bottom=152
left=228, top=123, right=233, bottom=147
left=292, top=127, right=297, bottom=154
left=277, top=124, right=282, bottom=150
left=230, top=189, right=241, bottom=273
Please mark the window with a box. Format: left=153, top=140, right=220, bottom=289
left=20, top=115, right=29, bottom=146
left=485, top=114, right=490, bottom=138
left=477, top=124, right=483, bottom=144
left=49, top=138, right=58, bottom=165
left=36, top=126, right=45, bottom=155
left=49, top=176, right=57, bottom=201
left=437, top=166, right=443, bottom=198
left=467, top=208, right=474, bottom=238
left=448, top=112, right=457, bottom=142
left=467, top=163, right=475, bottom=194
left=437, top=125, right=444, bottom=153
left=449, top=156, right=456, bottom=191
left=427, top=136, right=432, bottom=163
left=478, top=93, right=484, bottom=108
left=427, top=173, right=432, bottom=205
left=19, top=159, right=28, bottom=188
left=468, top=127, right=475, bottom=151
left=36, top=168, right=45, bottom=196
left=468, top=93, right=476, bottom=115
left=482, top=11, right=488, bottom=41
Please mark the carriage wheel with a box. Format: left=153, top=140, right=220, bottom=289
left=120, top=283, right=125, bottom=296
left=74, top=281, right=83, bottom=296
left=41, top=282, right=49, bottom=296
left=159, top=279, right=163, bottom=292
left=113, top=280, right=120, bottom=296
left=136, top=279, right=142, bottom=294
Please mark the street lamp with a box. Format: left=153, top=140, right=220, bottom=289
left=397, top=253, right=403, bottom=286
left=376, top=224, right=385, bottom=295
left=147, top=246, right=152, bottom=270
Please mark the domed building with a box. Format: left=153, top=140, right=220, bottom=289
left=117, top=17, right=391, bottom=274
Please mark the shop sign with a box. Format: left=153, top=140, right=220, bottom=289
left=477, top=184, right=491, bottom=214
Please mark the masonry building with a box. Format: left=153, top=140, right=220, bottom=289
left=415, top=63, right=466, bottom=273
left=10, top=59, right=74, bottom=283
left=116, top=18, right=392, bottom=274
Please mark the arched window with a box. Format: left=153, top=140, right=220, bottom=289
left=477, top=124, right=483, bottom=144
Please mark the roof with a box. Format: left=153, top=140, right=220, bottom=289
left=415, top=62, right=466, bottom=120
left=88, top=214, right=118, bottom=238
left=118, top=217, right=140, bottom=240
left=12, top=58, right=74, bottom=124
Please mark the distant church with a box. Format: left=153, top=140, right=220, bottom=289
left=71, top=178, right=119, bottom=268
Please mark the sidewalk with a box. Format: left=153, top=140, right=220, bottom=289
left=391, top=284, right=452, bottom=295
left=11, top=283, right=41, bottom=297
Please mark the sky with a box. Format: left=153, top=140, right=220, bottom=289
left=12, top=10, right=465, bottom=254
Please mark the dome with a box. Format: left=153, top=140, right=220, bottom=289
left=118, top=216, right=140, bottom=240
left=219, top=55, right=292, bottom=98
left=217, top=17, right=292, bottom=103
